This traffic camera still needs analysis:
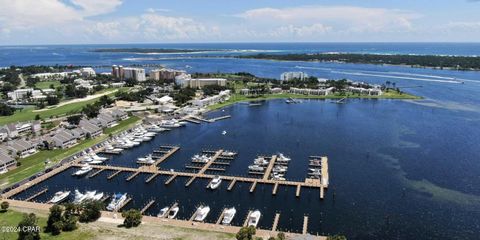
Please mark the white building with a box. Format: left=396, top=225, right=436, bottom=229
left=31, top=72, right=71, bottom=80
left=7, top=89, right=45, bottom=101
left=150, top=68, right=186, bottom=81
left=192, top=90, right=231, bottom=107
left=124, top=67, right=146, bottom=82
left=280, top=72, right=308, bottom=81
left=289, top=87, right=335, bottom=96
left=174, top=73, right=226, bottom=88
left=79, top=67, right=96, bottom=78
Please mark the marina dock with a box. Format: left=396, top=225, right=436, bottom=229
left=228, top=179, right=237, bottom=191
left=272, top=213, right=280, bottom=231
left=296, top=185, right=301, bottom=197
left=249, top=181, right=258, bottom=193
left=107, top=170, right=122, bottom=180
left=263, top=155, right=278, bottom=180
left=145, top=173, right=159, bottom=183
left=25, top=188, right=48, bottom=202
left=272, top=183, right=279, bottom=195
left=165, top=174, right=177, bottom=185
left=116, top=197, right=132, bottom=212
left=126, top=172, right=140, bottom=181
left=88, top=169, right=104, bottom=178
left=216, top=208, right=227, bottom=224
left=302, top=216, right=309, bottom=234
left=140, top=200, right=155, bottom=214
left=151, top=146, right=180, bottom=167
left=243, top=211, right=253, bottom=227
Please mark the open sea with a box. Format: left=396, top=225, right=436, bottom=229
left=3, top=43, right=480, bottom=239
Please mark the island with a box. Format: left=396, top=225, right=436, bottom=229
left=91, top=48, right=217, bottom=54
left=237, top=53, right=480, bottom=71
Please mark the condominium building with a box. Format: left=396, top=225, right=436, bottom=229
left=280, top=72, right=309, bottom=81
left=124, top=67, right=146, bottom=81
left=150, top=68, right=186, bottom=81
left=174, top=73, right=226, bottom=88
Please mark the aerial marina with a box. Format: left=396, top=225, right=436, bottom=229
left=1, top=105, right=329, bottom=237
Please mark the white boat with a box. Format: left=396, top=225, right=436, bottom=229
left=73, top=165, right=93, bottom=176
left=83, top=190, right=97, bottom=201
left=48, top=191, right=70, bottom=204
left=221, top=151, right=236, bottom=157
left=222, top=130, right=227, bottom=135
left=144, top=132, right=156, bottom=137
left=168, top=206, right=179, bottom=219
left=221, top=207, right=236, bottom=225
left=273, top=166, right=288, bottom=172
left=277, top=153, right=291, bottom=163
left=90, top=153, right=108, bottom=161
left=92, top=192, right=104, bottom=201
left=137, top=154, right=154, bottom=164
left=247, top=210, right=261, bottom=228
left=208, top=176, right=222, bottom=190
left=73, top=190, right=85, bottom=203
left=248, top=165, right=264, bottom=171
left=106, top=193, right=128, bottom=211
left=194, top=206, right=210, bottom=222
left=81, top=157, right=93, bottom=163
left=157, top=207, right=169, bottom=218
left=142, top=136, right=152, bottom=141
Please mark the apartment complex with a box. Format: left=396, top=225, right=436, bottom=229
left=175, top=73, right=226, bottom=88
left=280, top=72, right=309, bottom=81
left=112, top=65, right=146, bottom=81
left=150, top=68, right=186, bottom=81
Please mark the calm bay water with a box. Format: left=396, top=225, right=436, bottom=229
left=4, top=43, right=480, bottom=239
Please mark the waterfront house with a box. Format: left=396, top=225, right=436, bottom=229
left=79, top=120, right=102, bottom=138
left=70, top=128, right=86, bottom=140
left=3, top=124, right=18, bottom=139
left=0, top=149, right=17, bottom=172
left=52, top=130, right=77, bottom=149
left=289, top=87, right=334, bottom=96
left=8, top=139, right=37, bottom=158
left=109, top=109, right=128, bottom=120
left=192, top=90, right=231, bottom=107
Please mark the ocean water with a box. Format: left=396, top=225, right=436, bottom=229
left=4, top=43, right=480, bottom=239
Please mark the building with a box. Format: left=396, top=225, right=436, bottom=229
left=52, top=130, right=77, bottom=149
left=0, top=121, right=41, bottom=139
left=8, top=139, right=37, bottom=158
left=192, top=90, right=231, bottom=107
left=97, top=113, right=117, bottom=128
left=347, top=86, right=383, bottom=96
left=175, top=73, right=227, bottom=88
left=31, top=72, right=71, bottom=80
left=7, top=88, right=44, bottom=101
left=112, top=65, right=124, bottom=80
left=150, top=68, right=186, bottom=81
left=289, top=87, right=335, bottom=96
left=124, top=67, right=146, bottom=82
left=79, top=67, right=96, bottom=78
left=79, top=120, right=102, bottom=138
left=0, top=149, right=17, bottom=172
left=108, top=109, right=128, bottom=121
left=280, top=72, right=308, bottom=81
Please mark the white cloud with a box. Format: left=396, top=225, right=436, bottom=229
left=236, top=5, right=420, bottom=33
left=71, top=0, right=122, bottom=16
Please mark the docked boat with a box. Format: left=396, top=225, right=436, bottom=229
left=248, top=165, right=264, bottom=172
left=73, top=190, right=85, bottom=203
left=106, top=193, right=128, bottom=211
left=48, top=191, right=70, bottom=204
left=221, top=151, right=236, bottom=157
left=221, top=207, right=236, bottom=225
left=137, top=154, right=155, bottom=164
left=277, top=153, right=291, bottom=163
left=92, top=192, right=104, bottom=201
left=168, top=206, right=179, bottom=219
left=222, top=130, right=227, bottom=135
left=247, top=210, right=261, bottom=228
left=157, top=207, right=169, bottom=218
left=254, top=157, right=269, bottom=165
left=73, top=165, right=93, bottom=176
left=208, top=176, right=222, bottom=190
left=194, top=206, right=210, bottom=222
left=82, top=190, right=97, bottom=201
left=90, top=153, right=108, bottom=161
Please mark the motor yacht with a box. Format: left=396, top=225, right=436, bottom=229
left=48, top=191, right=70, bottom=204
left=221, top=207, right=236, bottom=225
left=157, top=207, right=169, bottom=218
left=248, top=165, right=264, bottom=172
left=168, top=205, right=179, bottom=219
left=277, top=153, right=291, bottom=163
left=106, top=193, right=128, bottom=211
left=92, top=192, right=104, bottom=201
left=248, top=210, right=261, bottom=228
left=208, top=176, right=222, bottom=190
left=73, top=165, right=93, bottom=176
left=194, top=206, right=210, bottom=222
left=221, top=151, right=236, bottom=157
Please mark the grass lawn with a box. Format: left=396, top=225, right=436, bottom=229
left=0, top=116, right=141, bottom=187
left=0, top=90, right=119, bottom=125
left=35, top=81, right=61, bottom=89
left=208, top=90, right=421, bottom=111
left=0, top=210, right=94, bottom=240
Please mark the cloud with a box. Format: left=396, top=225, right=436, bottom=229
left=236, top=5, right=420, bottom=33
left=146, top=8, right=172, bottom=13
left=71, top=0, right=122, bottom=16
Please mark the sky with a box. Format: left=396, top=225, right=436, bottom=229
left=0, top=0, right=479, bottom=45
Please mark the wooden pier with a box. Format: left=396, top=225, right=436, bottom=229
left=272, top=213, right=280, bottom=232
left=272, top=183, right=279, bottom=195
left=249, top=181, right=257, bottom=193
left=296, top=185, right=301, bottom=197
left=152, top=146, right=180, bottom=167
left=183, top=118, right=201, bottom=124
left=302, top=216, right=309, bottom=234
left=263, top=155, right=278, bottom=180
left=140, top=200, right=155, bottom=214
left=115, top=197, right=132, bottom=212
left=165, top=174, right=177, bottom=185
left=216, top=208, right=227, bottom=224
left=126, top=172, right=140, bottom=181
left=227, top=179, right=237, bottom=191
left=107, top=170, right=122, bottom=180
left=209, top=115, right=231, bottom=122
left=185, top=176, right=197, bottom=187
left=25, top=188, right=48, bottom=202
left=198, top=150, right=224, bottom=174
left=88, top=169, right=104, bottom=178
left=145, top=173, right=159, bottom=183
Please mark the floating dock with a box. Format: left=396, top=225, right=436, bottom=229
left=25, top=188, right=48, bottom=202
left=263, top=155, right=278, bottom=180
left=302, top=216, right=309, bottom=234
left=152, top=146, right=180, bottom=167
left=227, top=179, right=237, bottom=191
left=140, top=200, right=155, bottom=214
left=126, top=172, right=140, bottom=181
left=272, top=213, right=280, bottom=231
left=107, top=170, right=122, bottom=180
left=116, top=197, right=132, bottom=212
left=272, top=183, right=279, bottom=195
left=216, top=208, right=227, bottom=224
left=145, top=173, right=159, bottom=183
left=88, top=169, right=104, bottom=178
left=243, top=211, right=253, bottom=227
left=165, top=174, right=177, bottom=185
left=249, top=181, right=257, bottom=193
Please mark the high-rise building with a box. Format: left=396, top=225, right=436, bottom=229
left=150, top=68, right=186, bottom=81
left=123, top=67, right=146, bottom=81
left=280, top=72, right=308, bottom=81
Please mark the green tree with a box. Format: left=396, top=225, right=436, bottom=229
left=79, top=200, right=103, bottom=223
left=17, top=213, right=40, bottom=240
left=0, top=201, right=9, bottom=212
left=66, top=115, right=82, bottom=125
left=236, top=226, right=256, bottom=240
left=46, top=205, right=64, bottom=235
left=121, top=209, right=142, bottom=228
left=62, top=215, right=78, bottom=232
left=327, top=235, right=347, bottom=240
left=0, top=103, right=16, bottom=116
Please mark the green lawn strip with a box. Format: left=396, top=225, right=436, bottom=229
left=208, top=91, right=420, bottom=111
left=34, top=81, right=61, bottom=89
left=0, top=210, right=94, bottom=240
left=0, top=90, right=120, bottom=125
left=0, top=116, right=141, bottom=187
